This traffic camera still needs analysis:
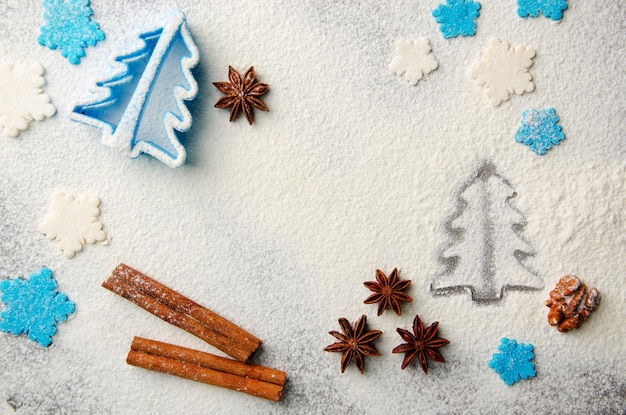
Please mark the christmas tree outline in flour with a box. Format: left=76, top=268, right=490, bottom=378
left=431, top=161, right=543, bottom=303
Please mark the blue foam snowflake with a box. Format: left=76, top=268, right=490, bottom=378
left=489, top=338, right=536, bottom=385
left=515, top=108, right=565, bottom=155
left=432, top=0, right=481, bottom=39
left=517, top=0, right=568, bottom=21
left=0, top=268, right=75, bottom=347
left=38, top=0, right=105, bottom=65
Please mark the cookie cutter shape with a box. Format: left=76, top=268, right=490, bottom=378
left=68, top=10, right=200, bottom=168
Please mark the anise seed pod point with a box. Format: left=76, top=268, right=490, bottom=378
left=363, top=268, right=412, bottom=316
left=324, top=315, right=382, bottom=374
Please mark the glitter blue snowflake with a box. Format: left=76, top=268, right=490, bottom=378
left=489, top=338, right=536, bottom=386
left=38, top=0, right=105, bottom=65
left=515, top=108, right=565, bottom=155
left=432, top=0, right=481, bottom=39
left=517, top=0, right=568, bottom=21
left=0, top=268, right=75, bottom=347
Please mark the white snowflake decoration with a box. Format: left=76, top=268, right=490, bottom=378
left=389, top=38, right=439, bottom=86
left=39, top=191, right=107, bottom=258
left=0, top=62, right=56, bottom=137
left=470, top=38, right=536, bottom=106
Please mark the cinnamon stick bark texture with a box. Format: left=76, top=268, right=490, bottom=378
left=127, top=337, right=285, bottom=402
left=102, top=264, right=262, bottom=362
left=131, top=337, right=286, bottom=385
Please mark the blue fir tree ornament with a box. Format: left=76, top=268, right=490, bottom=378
left=38, top=0, right=105, bottom=65
left=69, top=10, right=200, bottom=168
left=517, top=0, right=568, bottom=21
left=0, top=268, right=75, bottom=347
left=515, top=108, right=565, bottom=155
left=432, top=0, right=481, bottom=39
left=489, top=338, right=536, bottom=385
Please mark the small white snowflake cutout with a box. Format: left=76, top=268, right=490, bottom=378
left=389, top=38, right=439, bottom=85
left=39, top=191, right=107, bottom=258
left=470, top=38, right=536, bottom=106
left=0, top=62, right=56, bottom=137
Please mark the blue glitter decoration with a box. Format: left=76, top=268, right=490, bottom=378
left=517, top=0, right=568, bottom=21
left=515, top=108, right=565, bottom=155
left=38, top=0, right=105, bottom=65
left=0, top=268, right=75, bottom=347
left=489, top=338, right=536, bottom=385
left=432, top=0, right=481, bottom=39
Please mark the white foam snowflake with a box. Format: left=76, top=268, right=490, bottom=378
left=39, top=191, right=107, bottom=258
left=389, top=38, right=439, bottom=86
left=470, top=38, right=536, bottom=106
left=0, top=62, right=56, bottom=137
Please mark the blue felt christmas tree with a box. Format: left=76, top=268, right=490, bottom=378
left=69, top=11, right=200, bottom=168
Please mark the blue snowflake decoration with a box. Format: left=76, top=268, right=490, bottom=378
left=515, top=108, right=565, bottom=155
left=489, top=338, right=536, bottom=385
left=0, top=268, right=75, bottom=347
left=517, top=0, right=568, bottom=21
left=38, top=0, right=105, bottom=65
left=432, top=0, right=481, bottom=39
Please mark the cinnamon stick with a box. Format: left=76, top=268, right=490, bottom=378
left=112, top=264, right=261, bottom=354
left=131, top=337, right=286, bottom=386
left=102, top=274, right=252, bottom=362
left=127, top=350, right=284, bottom=402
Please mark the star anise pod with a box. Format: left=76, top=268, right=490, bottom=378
left=392, top=314, right=450, bottom=373
left=364, top=268, right=412, bottom=316
left=324, top=315, right=382, bottom=374
left=213, top=66, right=269, bottom=125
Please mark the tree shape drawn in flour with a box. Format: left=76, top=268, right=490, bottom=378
left=69, top=10, right=199, bottom=168
left=431, top=162, right=542, bottom=302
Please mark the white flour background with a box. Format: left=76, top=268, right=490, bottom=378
left=0, top=1, right=625, bottom=414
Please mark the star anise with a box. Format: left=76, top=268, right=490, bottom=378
left=364, top=268, right=412, bottom=316
left=213, top=66, right=269, bottom=125
left=324, top=315, right=382, bottom=374
left=392, top=314, right=450, bottom=373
